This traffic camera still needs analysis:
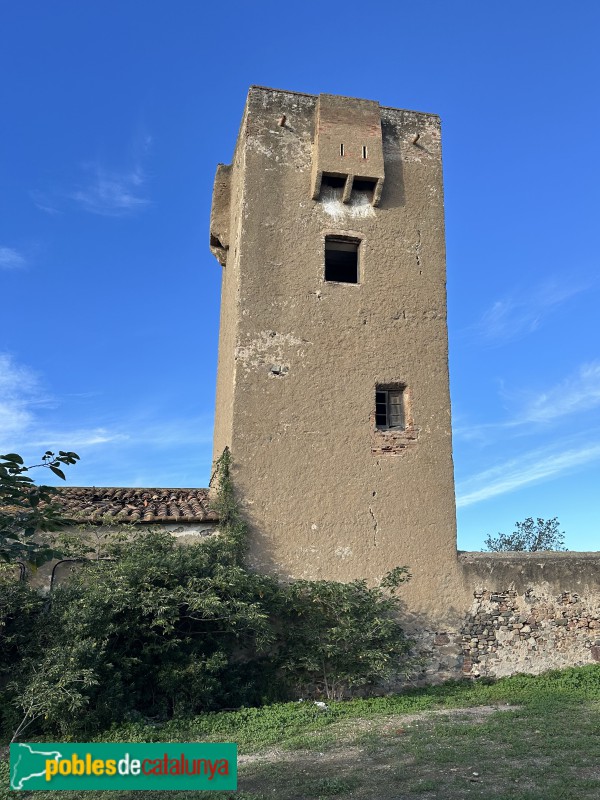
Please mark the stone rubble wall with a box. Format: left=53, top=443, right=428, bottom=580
left=460, top=587, right=600, bottom=678
left=410, top=552, right=600, bottom=682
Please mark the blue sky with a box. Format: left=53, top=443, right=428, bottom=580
left=1, top=1, right=599, bottom=551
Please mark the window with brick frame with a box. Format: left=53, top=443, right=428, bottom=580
left=375, top=387, right=406, bottom=430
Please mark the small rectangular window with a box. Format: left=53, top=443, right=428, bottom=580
left=324, top=237, right=359, bottom=284
left=362, top=145, right=368, bottom=159
left=375, top=388, right=405, bottom=429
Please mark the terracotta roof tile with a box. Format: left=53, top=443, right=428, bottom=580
left=54, top=487, right=218, bottom=524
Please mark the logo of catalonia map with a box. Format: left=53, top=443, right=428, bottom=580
left=11, top=743, right=63, bottom=790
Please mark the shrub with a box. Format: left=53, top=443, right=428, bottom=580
left=279, top=568, right=414, bottom=700
left=2, top=449, right=416, bottom=739
left=0, top=576, right=44, bottom=735
left=7, top=529, right=282, bottom=736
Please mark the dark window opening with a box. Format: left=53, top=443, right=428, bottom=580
left=321, top=173, right=346, bottom=191
left=362, top=145, right=368, bottom=159
left=352, top=178, right=377, bottom=203
left=375, top=387, right=405, bottom=429
left=325, top=237, right=359, bottom=283
left=340, top=143, right=345, bottom=156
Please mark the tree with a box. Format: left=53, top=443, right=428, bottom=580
left=484, top=517, right=566, bottom=552
left=0, top=451, right=80, bottom=566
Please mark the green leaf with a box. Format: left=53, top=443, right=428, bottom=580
left=1, top=453, right=24, bottom=464
left=49, top=465, right=66, bottom=481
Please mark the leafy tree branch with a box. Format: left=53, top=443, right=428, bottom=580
left=484, top=517, right=566, bottom=552
left=0, top=450, right=79, bottom=566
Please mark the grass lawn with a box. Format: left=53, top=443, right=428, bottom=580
left=1, top=665, right=599, bottom=799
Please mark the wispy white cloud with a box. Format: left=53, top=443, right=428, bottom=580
left=0, top=341, right=216, bottom=487
left=26, top=429, right=129, bottom=448
left=30, top=191, right=62, bottom=215
left=32, top=132, right=152, bottom=218
left=0, top=354, right=39, bottom=439
left=0, top=246, right=26, bottom=270
left=469, top=280, right=587, bottom=345
left=454, top=361, right=600, bottom=444
left=126, top=418, right=213, bottom=448
left=513, top=362, right=600, bottom=424
left=29, top=419, right=213, bottom=451
left=456, top=439, right=600, bottom=507
left=69, top=164, right=149, bottom=217
left=0, top=354, right=126, bottom=457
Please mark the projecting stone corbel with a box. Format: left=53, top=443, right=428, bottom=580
left=209, top=163, right=232, bottom=266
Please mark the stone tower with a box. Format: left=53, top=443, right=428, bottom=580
left=210, top=87, right=458, bottom=617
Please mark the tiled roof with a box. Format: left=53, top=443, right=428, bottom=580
left=55, top=487, right=218, bottom=524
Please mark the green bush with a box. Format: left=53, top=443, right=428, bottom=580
left=0, top=576, right=44, bottom=735
left=3, top=529, right=283, bottom=738
left=279, top=569, right=414, bottom=700
left=0, top=450, right=416, bottom=740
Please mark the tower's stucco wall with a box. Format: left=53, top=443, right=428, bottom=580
left=211, top=87, right=462, bottom=619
